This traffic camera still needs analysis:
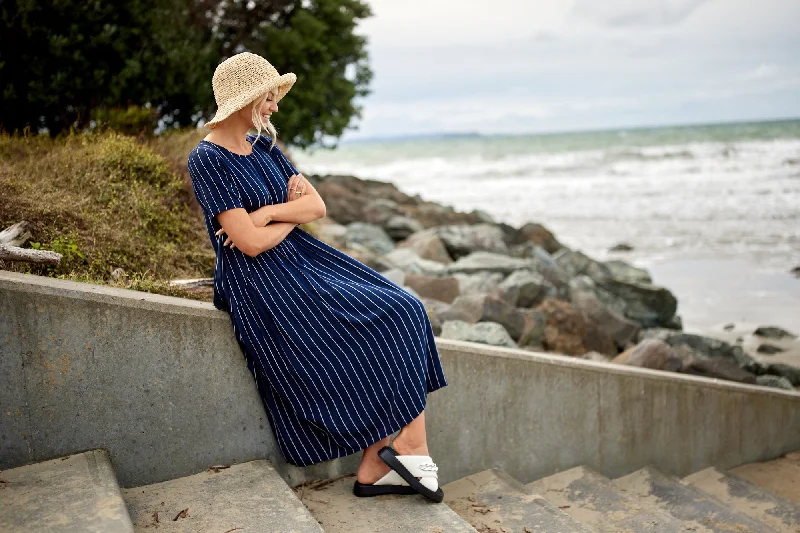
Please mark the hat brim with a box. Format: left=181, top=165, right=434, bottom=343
left=204, top=72, right=296, bottom=129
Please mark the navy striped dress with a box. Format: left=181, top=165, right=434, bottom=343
left=186, top=133, right=448, bottom=467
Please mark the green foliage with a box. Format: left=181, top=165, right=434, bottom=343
left=0, top=129, right=215, bottom=286
left=1, top=0, right=373, bottom=149
left=91, top=105, right=160, bottom=137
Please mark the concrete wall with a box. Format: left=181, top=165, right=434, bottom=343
left=2, top=270, right=798, bottom=489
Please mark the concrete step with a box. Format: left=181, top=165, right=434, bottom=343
left=613, top=465, right=778, bottom=532
left=0, top=448, right=134, bottom=533
left=295, top=472, right=478, bottom=533
left=683, top=467, right=800, bottom=533
left=728, top=453, right=800, bottom=506
left=526, top=465, right=684, bottom=532
left=121, top=459, right=323, bottom=532
left=442, top=467, right=593, bottom=532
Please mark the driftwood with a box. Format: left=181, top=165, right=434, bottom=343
left=0, top=221, right=63, bottom=265
left=169, top=278, right=214, bottom=289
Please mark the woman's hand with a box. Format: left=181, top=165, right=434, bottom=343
left=215, top=210, right=272, bottom=249
left=287, top=173, right=308, bottom=201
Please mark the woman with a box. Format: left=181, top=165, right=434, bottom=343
left=186, top=52, right=448, bottom=502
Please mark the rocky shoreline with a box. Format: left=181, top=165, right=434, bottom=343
left=303, top=173, right=799, bottom=392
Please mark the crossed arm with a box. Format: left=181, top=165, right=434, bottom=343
left=215, top=173, right=326, bottom=257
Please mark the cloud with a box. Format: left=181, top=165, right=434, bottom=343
left=744, top=63, right=780, bottom=80
left=572, top=0, right=711, bottom=28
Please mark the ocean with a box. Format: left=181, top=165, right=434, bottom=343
left=294, top=119, right=800, bottom=337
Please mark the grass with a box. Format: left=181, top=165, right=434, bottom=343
left=0, top=127, right=225, bottom=301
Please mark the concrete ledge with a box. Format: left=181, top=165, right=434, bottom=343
left=2, top=271, right=799, bottom=489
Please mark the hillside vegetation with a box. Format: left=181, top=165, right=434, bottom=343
left=0, top=128, right=224, bottom=299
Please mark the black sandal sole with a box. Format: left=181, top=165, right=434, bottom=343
left=352, top=480, right=418, bottom=497
left=377, top=445, right=444, bottom=503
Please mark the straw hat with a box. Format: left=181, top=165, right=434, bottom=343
left=204, top=52, right=296, bottom=129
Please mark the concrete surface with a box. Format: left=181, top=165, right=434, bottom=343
left=613, top=465, right=776, bottom=532
left=295, top=473, right=477, bottom=533
left=2, top=270, right=800, bottom=493
left=442, top=467, right=593, bottom=532
left=122, top=459, right=323, bottom=532
left=0, top=449, right=134, bottom=532
left=683, top=467, right=800, bottom=532
left=526, top=465, right=682, bottom=532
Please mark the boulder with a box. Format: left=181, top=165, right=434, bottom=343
left=384, top=215, right=425, bottom=241
left=518, top=309, right=547, bottom=350
left=439, top=293, right=527, bottom=342
left=603, top=259, right=652, bottom=284
left=440, top=319, right=517, bottom=348
left=452, top=271, right=505, bottom=299
left=435, top=224, right=509, bottom=260
left=553, top=249, right=613, bottom=283
left=638, top=328, right=755, bottom=367
left=446, top=251, right=534, bottom=276
left=498, top=270, right=555, bottom=308
left=519, top=222, right=563, bottom=254
left=533, top=297, right=617, bottom=356
left=396, top=228, right=453, bottom=264
left=753, top=326, right=798, bottom=340
left=755, top=375, right=795, bottom=390
left=570, top=276, right=641, bottom=350
left=383, top=248, right=447, bottom=276
left=344, top=222, right=395, bottom=255
left=404, top=273, right=460, bottom=304
left=756, top=343, right=784, bottom=355
left=611, top=339, right=683, bottom=371
left=594, top=278, right=678, bottom=328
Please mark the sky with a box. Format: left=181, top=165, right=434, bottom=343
left=340, top=0, right=800, bottom=140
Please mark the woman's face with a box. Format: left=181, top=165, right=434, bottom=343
left=252, top=91, right=278, bottom=126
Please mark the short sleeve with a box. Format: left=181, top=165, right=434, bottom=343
left=187, top=146, right=245, bottom=219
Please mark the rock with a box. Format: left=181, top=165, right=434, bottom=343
left=435, top=224, right=509, bottom=260
left=470, top=208, right=496, bottom=224
left=603, top=259, right=653, bottom=284
left=569, top=275, right=640, bottom=349
left=362, top=198, right=401, bottom=226
left=662, top=314, right=683, bottom=331
left=638, top=328, right=755, bottom=367
left=497, top=270, right=555, bottom=308
left=609, top=242, right=634, bottom=252
left=313, top=220, right=348, bottom=248
left=440, top=319, right=517, bottom=348
left=582, top=351, right=613, bottom=362
left=383, top=248, right=447, bottom=276
left=439, top=294, right=527, bottom=342
left=756, top=343, right=784, bottom=355
left=755, top=375, right=795, bottom=390
left=533, top=297, right=617, bottom=356
left=680, top=352, right=757, bottom=384
left=345, top=222, right=395, bottom=255
left=612, top=339, right=683, bottom=371
left=445, top=251, right=534, bottom=276
left=452, top=271, right=505, bottom=298
left=396, top=228, right=453, bottom=264
left=746, top=361, right=800, bottom=386
left=517, top=309, right=547, bottom=350
left=593, top=278, right=678, bottom=328
left=379, top=267, right=406, bottom=286
left=344, top=247, right=394, bottom=272
left=526, top=246, right=571, bottom=299
left=404, top=273, right=460, bottom=304
left=110, top=267, right=127, bottom=281
left=553, top=249, right=613, bottom=283
left=753, top=326, right=798, bottom=340
left=384, top=215, right=425, bottom=241
left=723, top=323, right=735, bottom=331
left=790, top=266, right=800, bottom=278
left=518, top=222, right=563, bottom=254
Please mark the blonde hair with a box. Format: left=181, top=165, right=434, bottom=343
left=250, top=89, right=279, bottom=150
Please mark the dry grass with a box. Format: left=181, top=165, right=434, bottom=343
left=0, top=127, right=215, bottom=300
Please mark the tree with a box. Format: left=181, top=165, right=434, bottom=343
left=0, top=0, right=373, bottom=148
